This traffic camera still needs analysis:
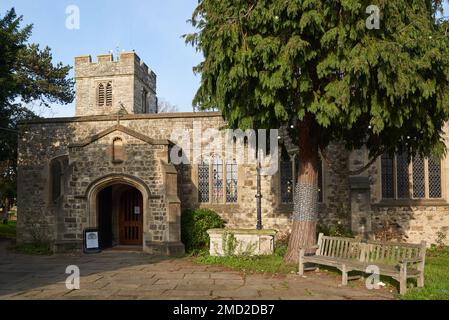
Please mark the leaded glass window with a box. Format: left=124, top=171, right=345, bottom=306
left=413, top=156, right=425, bottom=198
left=198, top=158, right=209, bottom=203
left=212, top=156, right=223, bottom=203
left=381, top=155, right=394, bottom=199
left=396, top=153, right=409, bottom=198
left=226, top=160, right=238, bottom=203
left=429, top=155, right=442, bottom=198
left=381, top=153, right=442, bottom=200
left=198, top=155, right=239, bottom=204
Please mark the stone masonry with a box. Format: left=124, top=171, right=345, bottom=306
left=16, top=52, right=449, bottom=254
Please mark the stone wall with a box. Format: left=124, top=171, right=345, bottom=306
left=74, top=52, right=157, bottom=116
left=17, top=112, right=449, bottom=252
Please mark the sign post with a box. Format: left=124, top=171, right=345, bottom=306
left=83, top=228, right=101, bottom=254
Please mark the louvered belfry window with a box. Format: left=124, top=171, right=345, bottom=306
left=106, top=82, right=113, bottom=106
left=98, top=83, right=105, bottom=106
left=381, top=153, right=442, bottom=200
left=97, top=82, right=112, bottom=106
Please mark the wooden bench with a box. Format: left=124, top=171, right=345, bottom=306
left=298, top=233, right=427, bottom=294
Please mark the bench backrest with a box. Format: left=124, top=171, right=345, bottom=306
left=361, top=239, right=426, bottom=267
left=316, top=233, right=427, bottom=266
left=316, top=234, right=364, bottom=261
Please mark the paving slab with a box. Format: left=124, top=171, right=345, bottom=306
left=0, top=238, right=396, bottom=300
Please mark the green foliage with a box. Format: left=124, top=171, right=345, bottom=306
left=186, top=1, right=449, bottom=159
left=13, top=243, right=53, bottom=256
left=181, top=208, right=226, bottom=253
left=0, top=8, right=74, bottom=204
left=274, top=243, right=288, bottom=257
left=222, top=230, right=238, bottom=256
left=317, top=223, right=354, bottom=238
left=197, top=253, right=297, bottom=274
left=428, top=244, right=449, bottom=258
left=434, top=231, right=447, bottom=248
left=0, top=220, right=16, bottom=238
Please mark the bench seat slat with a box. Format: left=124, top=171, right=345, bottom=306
left=302, top=256, right=421, bottom=278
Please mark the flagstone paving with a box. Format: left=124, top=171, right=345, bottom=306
left=0, top=239, right=395, bottom=300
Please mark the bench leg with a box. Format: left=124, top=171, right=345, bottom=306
left=399, top=264, right=407, bottom=295
left=417, top=273, right=424, bottom=288
left=342, top=265, right=348, bottom=286
left=399, top=278, right=407, bottom=295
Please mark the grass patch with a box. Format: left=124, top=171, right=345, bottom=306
left=195, top=244, right=297, bottom=275
left=0, top=221, right=16, bottom=239
left=13, top=243, right=53, bottom=256
left=401, top=247, right=449, bottom=300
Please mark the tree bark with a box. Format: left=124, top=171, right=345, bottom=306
left=284, top=115, right=319, bottom=264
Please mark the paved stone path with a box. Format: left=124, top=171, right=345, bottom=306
left=0, top=239, right=395, bottom=300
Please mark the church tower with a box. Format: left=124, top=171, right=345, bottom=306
left=74, top=52, right=158, bottom=116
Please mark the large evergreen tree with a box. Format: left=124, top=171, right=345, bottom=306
left=0, top=8, right=74, bottom=222
left=187, top=0, right=449, bottom=262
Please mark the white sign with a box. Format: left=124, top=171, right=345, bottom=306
left=85, top=231, right=99, bottom=249
left=134, top=207, right=141, bottom=215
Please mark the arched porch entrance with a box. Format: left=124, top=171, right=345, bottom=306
left=86, top=174, right=150, bottom=250
left=97, top=184, right=143, bottom=248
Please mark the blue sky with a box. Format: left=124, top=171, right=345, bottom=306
left=1, top=1, right=448, bottom=118
left=0, top=0, right=202, bottom=117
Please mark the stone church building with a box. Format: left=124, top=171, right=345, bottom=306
left=17, top=52, right=449, bottom=254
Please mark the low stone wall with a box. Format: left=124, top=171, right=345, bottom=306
left=207, top=229, right=277, bottom=256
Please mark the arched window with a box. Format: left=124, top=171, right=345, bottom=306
left=50, top=160, right=62, bottom=204
left=98, top=83, right=105, bottom=106
left=112, top=138, right=124, bottom=163
left=106, top=82, right=113, bottom=106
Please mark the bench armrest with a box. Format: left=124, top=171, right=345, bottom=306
left=400, top=258, right=423, bottom=264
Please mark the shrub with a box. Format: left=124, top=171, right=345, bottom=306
left=317, top=223, right=354, bottom=238
left=181, top=208, right=226, bottom=253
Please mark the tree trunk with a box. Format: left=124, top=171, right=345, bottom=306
left=284, top=115, right=319, bottom=264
